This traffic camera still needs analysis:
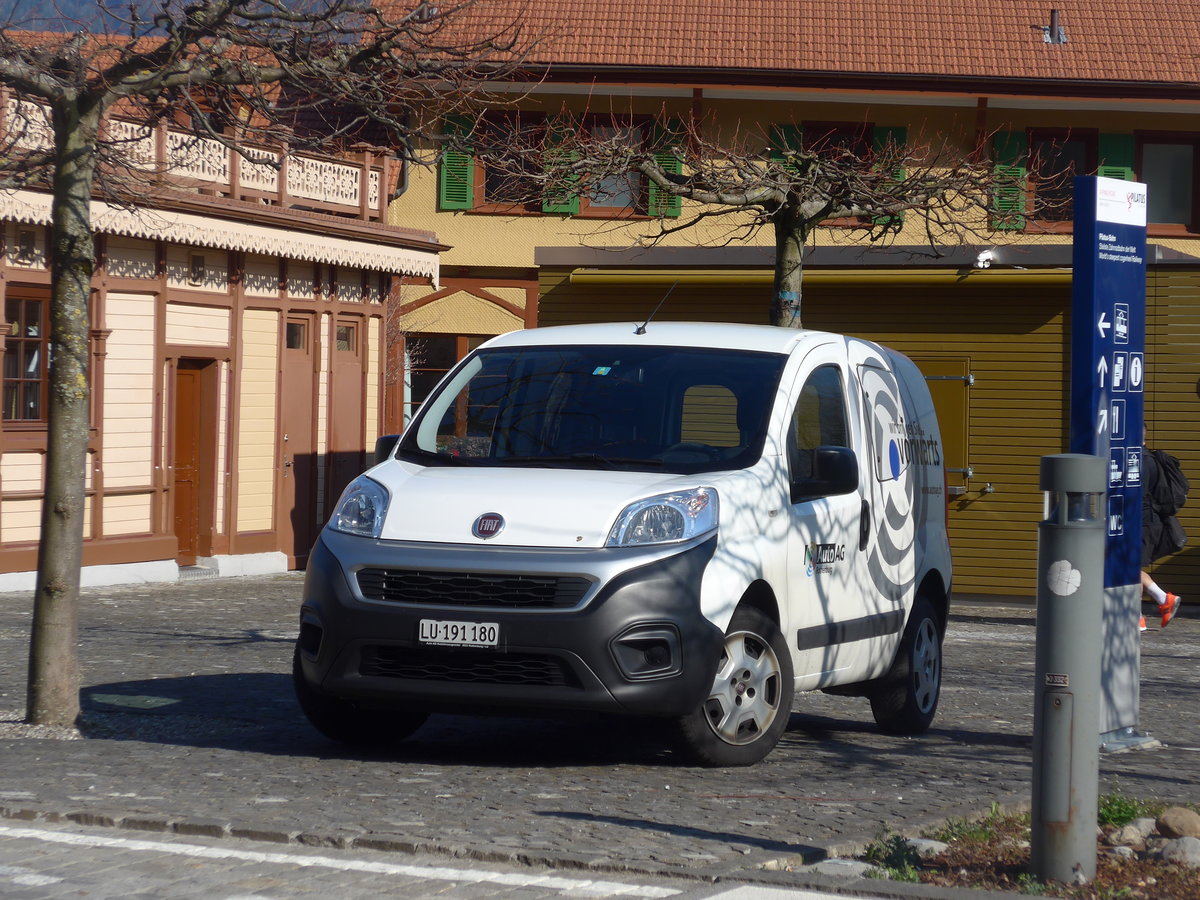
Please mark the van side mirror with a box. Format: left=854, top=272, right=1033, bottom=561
left=792, top=445, right=859, bottom=503
left=374, top=434, right=402, bottom=466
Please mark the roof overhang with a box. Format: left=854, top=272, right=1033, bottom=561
left=536, top=243, right=1200, bottom=284
left=0, top=189, right=441, bottom=284
left=568, top=268, right=1073, bottom=285
left=520, top=65, right=1200, bottom=104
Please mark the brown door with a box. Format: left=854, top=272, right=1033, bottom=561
left=328, top=317, right=366, bottom=511
left=279, top=316, right=318, bottom=568
left=172, top=360, right=216, bottom=566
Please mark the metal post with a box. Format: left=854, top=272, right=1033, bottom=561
left=1032, top=453, right=1106, bottom=885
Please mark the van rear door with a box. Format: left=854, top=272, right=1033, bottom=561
left=845, top=356, right=918, bottom=675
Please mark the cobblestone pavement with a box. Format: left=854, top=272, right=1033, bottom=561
left=0, top=574, right=1197, bottom=891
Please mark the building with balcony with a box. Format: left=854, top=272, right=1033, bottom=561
left=0, top=111, right=441, bottom=587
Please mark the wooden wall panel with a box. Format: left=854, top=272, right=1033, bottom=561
left=102, top=494, right=153, bottom=537
left=103, top=293, right=157, bottom=490
left=236, top=309, right=279, bottom=532
left=165, top=303, right=231, bottom=347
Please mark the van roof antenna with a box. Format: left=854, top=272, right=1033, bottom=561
left=635, top=281, right=679, bottom=335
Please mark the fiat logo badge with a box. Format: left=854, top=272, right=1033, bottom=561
left=472, top=512, right=505, bottom=540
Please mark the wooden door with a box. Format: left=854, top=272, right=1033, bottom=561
left=173, top=361, right=215, bottom=565
left=328, top=317, right=365, bottom=511
left=279, top=316, right=318, bottom=568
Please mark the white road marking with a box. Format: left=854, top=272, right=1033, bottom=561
left=0, top=824, right=679, bottom=897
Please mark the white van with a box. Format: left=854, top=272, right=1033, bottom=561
left=294, top=322, right=952, bottom=765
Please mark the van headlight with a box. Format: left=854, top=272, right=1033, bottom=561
left=329, top=476, right=389, bottom=538
left=606, top=487, right=719, bottom=547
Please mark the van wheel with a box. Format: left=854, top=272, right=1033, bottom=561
left=672, top=606, right=794, bottom=766
left=869, top=596, right=942, bottom=735
left=292, top=645, right=428, bottom=747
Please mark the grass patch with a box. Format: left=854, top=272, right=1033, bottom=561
left=862, top=829, right=921, bottom=882
left=1096, top=791, right=1163, bottom=829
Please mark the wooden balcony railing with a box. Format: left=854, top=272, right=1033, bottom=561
left=5, top=97, right=396, bottom=223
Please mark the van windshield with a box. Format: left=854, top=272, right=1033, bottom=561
left=397, top=344, right=787, bottom=474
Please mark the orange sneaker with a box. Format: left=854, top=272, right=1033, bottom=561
left=1160, top=594, right=1182, bottom=628
left=1139, top=614, right=1148, bottom=633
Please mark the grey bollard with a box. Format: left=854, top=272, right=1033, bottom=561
left=1031, top=453, right=1106, bottom=885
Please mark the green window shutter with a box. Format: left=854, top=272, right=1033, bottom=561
left=1098, top=133, right=1135, bottom=181
left=438, top=116, right=474, bottom=211
left=769, top=124, right=804, bottom=170
left=648, top=120, right=684, bottom=218
left=542, top=117, right=580, bottom=215
left=872, top=125, right=908, bottom=226
left=991, top=130, right=1028, bottom=231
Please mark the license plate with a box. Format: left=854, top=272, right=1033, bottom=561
left=417, top=619, right=500, bottom=647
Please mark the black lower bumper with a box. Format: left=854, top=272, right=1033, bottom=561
left=296, top=532, right=722, bottom=718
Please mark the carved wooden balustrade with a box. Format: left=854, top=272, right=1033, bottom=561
left=4, top=97, right=396, bottom=223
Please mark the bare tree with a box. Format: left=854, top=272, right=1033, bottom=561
left=0, top=0, right=523, bottom=726
left=478, top=112, right=1034, bottom=327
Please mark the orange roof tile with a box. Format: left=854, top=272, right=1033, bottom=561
left=394, top=0, right=1200, bottom=90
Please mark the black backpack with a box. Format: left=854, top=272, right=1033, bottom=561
left=1150, top=448, right=1189, bottom=516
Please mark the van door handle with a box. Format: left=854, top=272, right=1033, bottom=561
left=859, top=499, right=870, bottom=551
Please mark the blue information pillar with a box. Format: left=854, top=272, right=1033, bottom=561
left=1069, top=175, right=1147, bottom=743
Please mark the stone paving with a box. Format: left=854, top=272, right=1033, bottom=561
left=0, top=574, right=1197, bottom=886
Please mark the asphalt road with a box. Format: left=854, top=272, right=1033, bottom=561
left=1, top=574, right=1197, bottom=890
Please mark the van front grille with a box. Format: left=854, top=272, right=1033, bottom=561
left=356, top=568, right=590, bottom=610
left=360, top=645, right=580, bottom=687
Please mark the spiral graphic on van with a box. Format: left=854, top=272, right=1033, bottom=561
left=856, top=353, right=918, bottom=602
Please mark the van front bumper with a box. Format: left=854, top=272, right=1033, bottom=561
left=297, top=530, right=722, bottom=718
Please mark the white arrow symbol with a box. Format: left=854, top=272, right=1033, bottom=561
left=1097, top=356, right=1109, bottom=387
left=1098, top=313, right=1111, bottom=338
left=1098, top=407, right=1109, bottom=434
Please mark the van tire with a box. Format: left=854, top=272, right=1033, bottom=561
left=293, top=645, right=428, bottom=747
left=672, top=606, right=794, bottom=766
left=869, top=596, right=942, bottom=735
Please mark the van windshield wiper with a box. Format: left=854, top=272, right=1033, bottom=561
left=397, top=448, right=482, bottom=466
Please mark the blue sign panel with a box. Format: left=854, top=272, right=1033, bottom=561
left=1070, top=176, right=1147, bottom=588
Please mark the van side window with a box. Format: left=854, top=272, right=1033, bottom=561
left=790, top=365, right=849, bottom=480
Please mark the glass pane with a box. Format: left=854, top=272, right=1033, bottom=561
left=791, top=365, right=849, bottom=480
left=1143, top=142, right=1194, bottom=224
left=23, top=299, right=41, bottom=336
left=23, top=384, right=39, bottom=419
left=407, top=335, right=458, bottom=409
left=3, top=384, right=16, bottom=419
left=1032, top=137, right=1088, bottom=220
left=336, top=324, right=356, bottom=352
left=589, top=125, right=641, bottom=208
left=806, top=124, right=866, bottom=157
left=286, top=321, right=307, bottom=350
left=481, top=115, right=541, bottom=205
left=22, top=345, right=40, bottom=377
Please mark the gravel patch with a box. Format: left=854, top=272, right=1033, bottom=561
left=0, top=710, right=81, bottom=741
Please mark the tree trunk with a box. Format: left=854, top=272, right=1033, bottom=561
left=26, top=107, right=98, bottom=727
left=771, top=207, right=806, bottom=328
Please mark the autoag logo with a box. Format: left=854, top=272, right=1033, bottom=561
left=805, top=542, right=845, bottom=576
